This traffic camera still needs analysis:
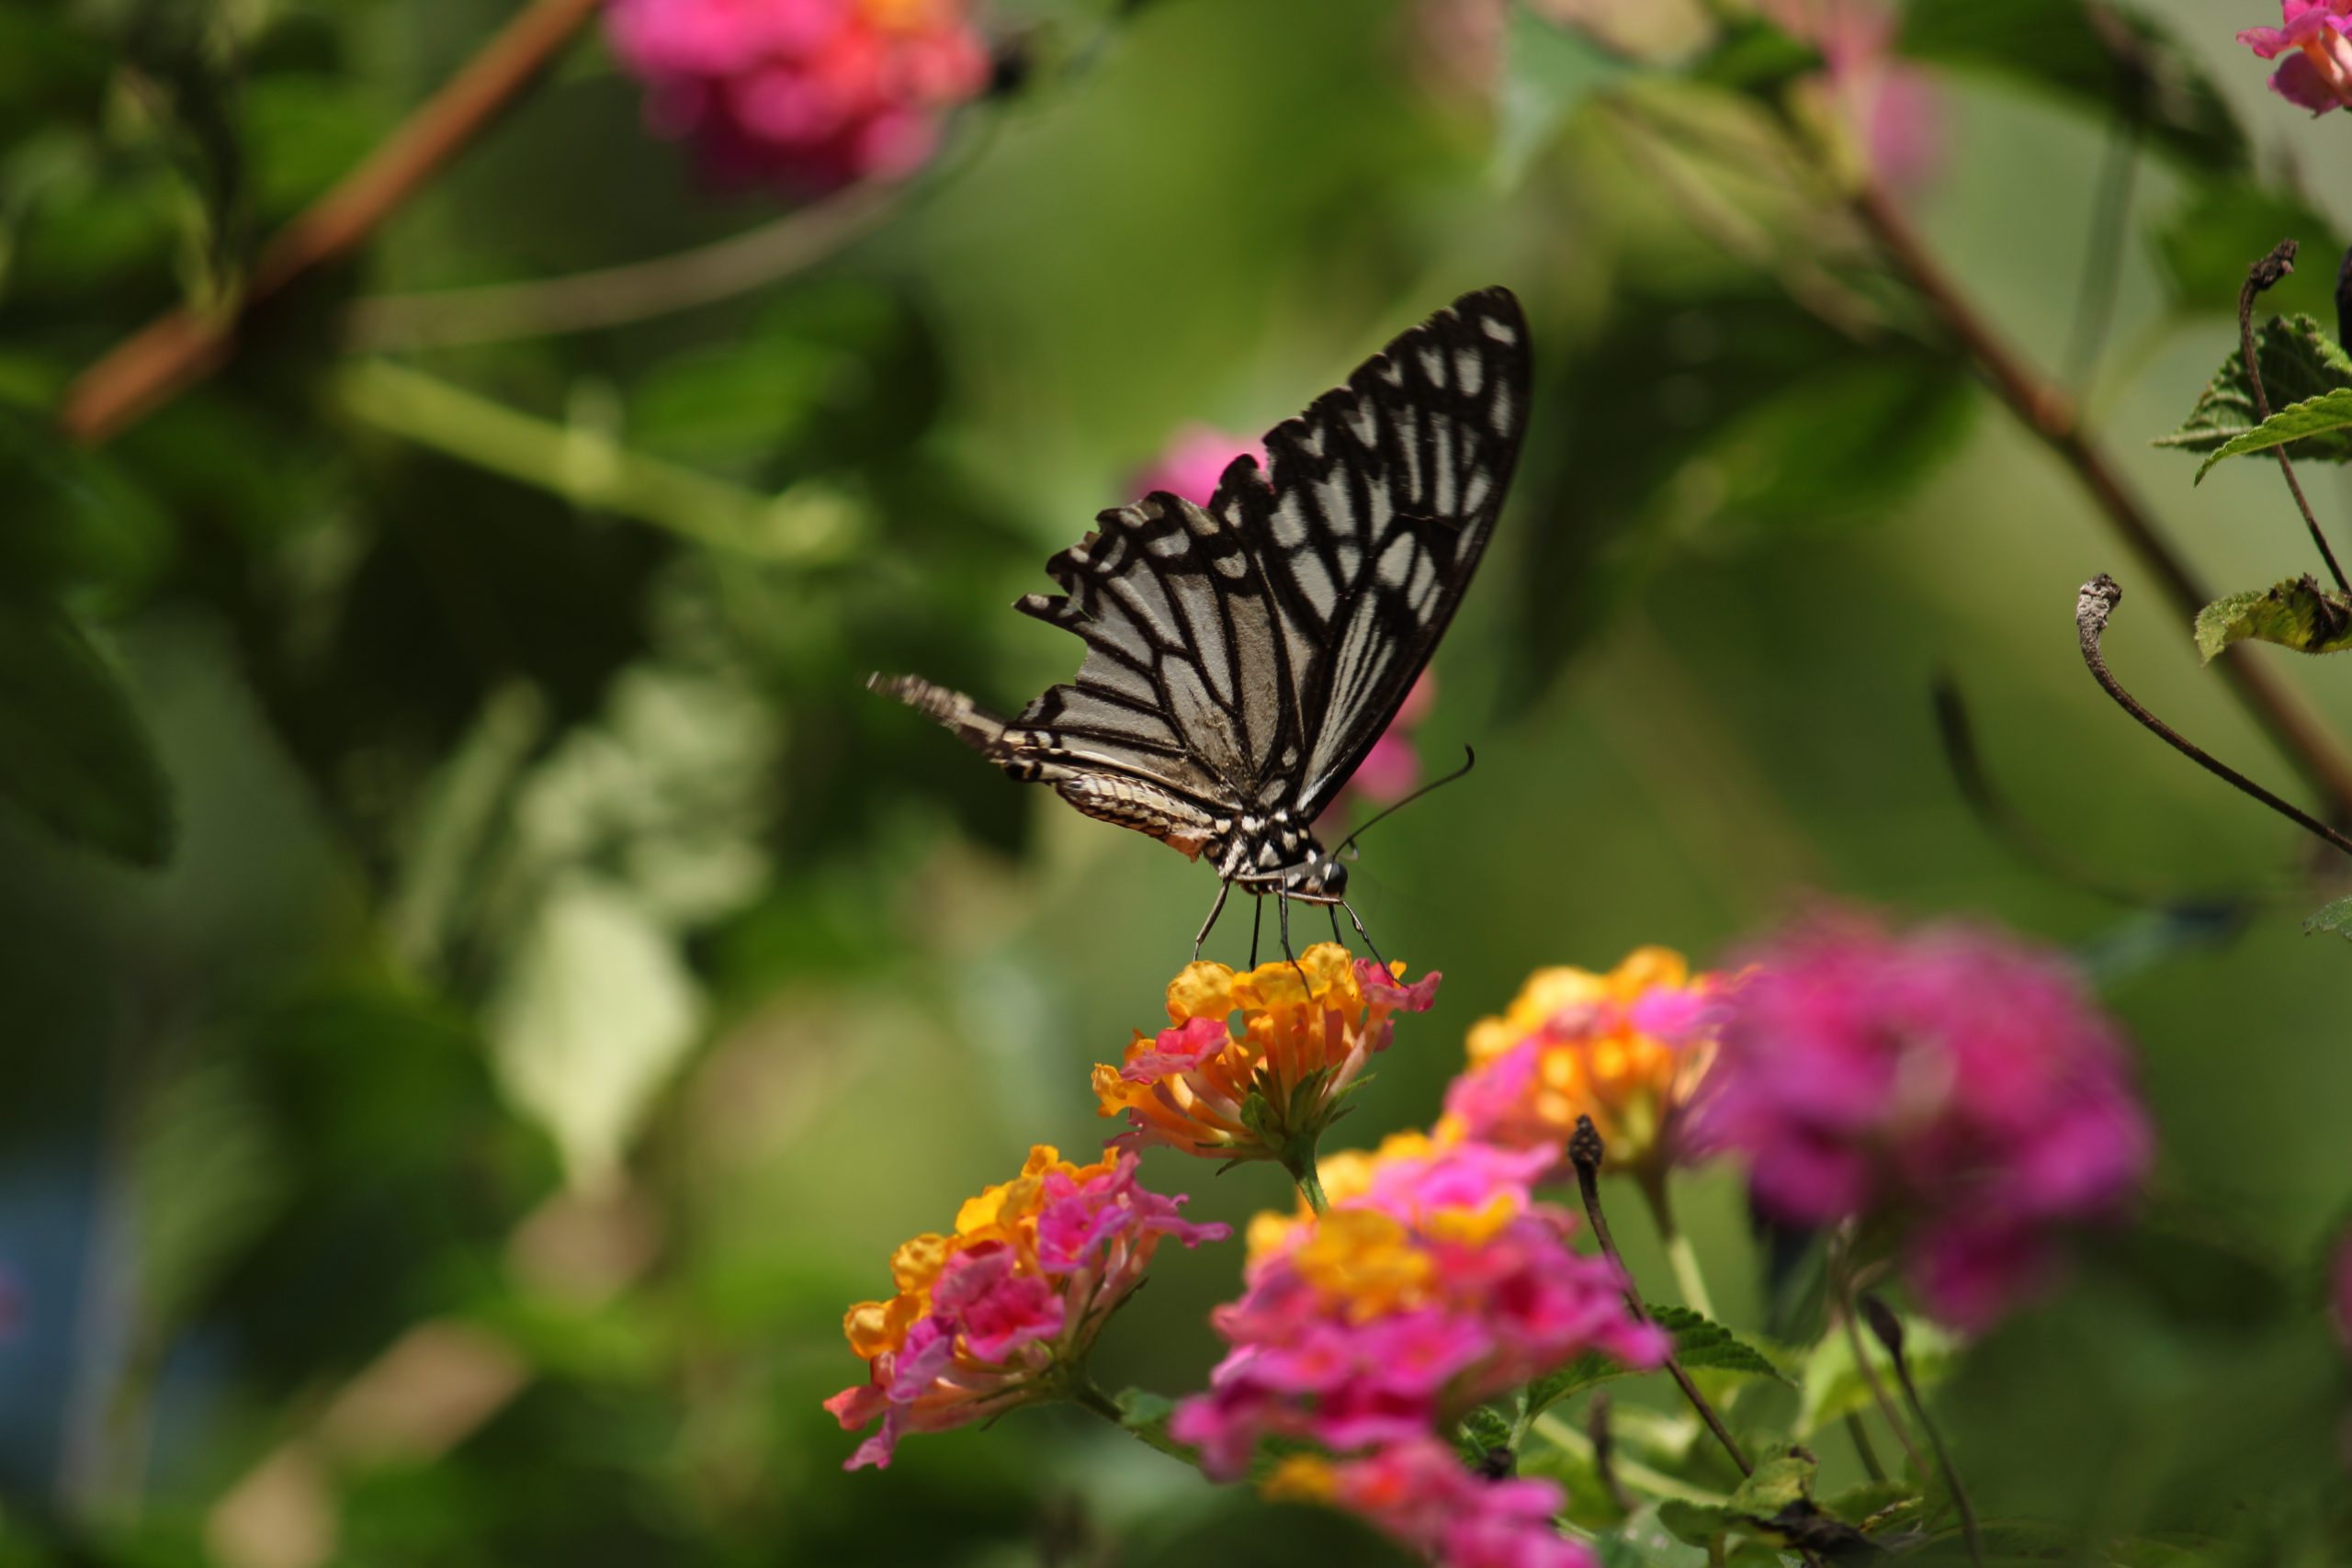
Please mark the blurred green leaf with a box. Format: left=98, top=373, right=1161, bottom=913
left=1689, top=17, right=1825, bottom=100
left=1898, top=0, right=2247, bottom=175
left=0, top=591, right=174, bottom=866
left=0, top=401, right=174, bottom=591
left=1515, top=287, right=1970, bottom=696
left=2193, top=576, right=2352, bottom=661
left=2191, top=389, right=2352, bottom=481
left=135, top=1055, right=288, bottom=1334
left=2152, top=185, right=2346, bottom=321
left=1796, top=1313, right=1956, bottom=1437
left=488, top=873, right=705, bottom=1190
left=1650, top=1304, right=1793, bottom=1383
left=2303, top=895, right=2352, bottom=939
left=2155, top=312, right=2352, bottom=461
left=1454, top=1403, right=1515, bottom=1466
left=1498, top=7, right=1631, bottom=186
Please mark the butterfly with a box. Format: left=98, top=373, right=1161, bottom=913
left=871, top=286, right=1530, bottom=960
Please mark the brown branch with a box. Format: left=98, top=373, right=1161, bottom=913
left=58, top=0, right=605, bottom=446
left=1850, top=178, right=2352, bottom=825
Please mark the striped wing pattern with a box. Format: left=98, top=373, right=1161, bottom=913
left=877, top=286, right=1529, bottom=868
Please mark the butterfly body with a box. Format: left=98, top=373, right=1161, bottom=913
left=872, top=286, right=1528, bottom=950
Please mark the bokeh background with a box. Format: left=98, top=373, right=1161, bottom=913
left=4, top=0, right=2350, bottom=1562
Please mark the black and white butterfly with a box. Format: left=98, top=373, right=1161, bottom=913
left=871, top=286, right=1530, bottom=958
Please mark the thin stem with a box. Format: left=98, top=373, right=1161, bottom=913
left=1833, top=1296, right=1928, bottom=1484
left=2237, top=240, right=2352, bottom=596
left=59, top=0, right=605, bottom=446
left=1844, top=1411, right=1889, bottom=1483
left=1637, top=1173, right=1717, bottom=1321
left=1861, top=1295, right=1982, bottom=1567
left=1284, top=1145, right=1330, bottom=1214
left=345, top=182, right=903, bottom=350
left=1528, top=1413, right=1724, bottom=1505
left=338, top=359, right=858, bottom=560
left=1069, top=1377, right=1199, bottom=1469
left=2064, top=118, right=2139, bottom=391
left=1849, top=177, right=2352, bottom=823
left=1586, top=1392, right=1636, bottom=1514
left=2075, top=574, right=2352, bottom=860
left=1568, top=1119, right=1750, bottom=1479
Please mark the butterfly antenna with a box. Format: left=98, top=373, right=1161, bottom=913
left=1341, top=900, right=1387, bottom=968
left=1334, top=746, right=1477, bottom=860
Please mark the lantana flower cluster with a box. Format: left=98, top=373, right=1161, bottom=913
left=608, top=0, right=991, bottom=190
left=1441, top=946, right=1722, bottom=1181
left=1170, top=1131, right=1669, bottom=1478
left=1703, top=913, right=2152, bottom=1330
left=823, top=1145, right=1226, bottom=1468
left=2240, top=1, right=2352, bottom=116
left=1264, top=1437, right=1594, bottom=1568
left=1094, top=942, right=1441, bottom=1170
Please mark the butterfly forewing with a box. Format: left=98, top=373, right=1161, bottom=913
left=1214, top=286, right=1528, bottom=818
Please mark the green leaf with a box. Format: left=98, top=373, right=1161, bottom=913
left=0, top=591, right=174, bottom=866
left=1650, top=1304, right=1793, bottom=1384
left=1821, top=1478, right=1923, bottom=1529
left=1454, top=1404, right=1516, bottom=1467
left=1523, top=1351, right=1621, bottom=1417
left=2155, top=313, right=2352, bottom=460
left=2152, top=184, right=2347, bottom=321
left=2302, top=895, right=2352, bottom=939
left=1496, top=6, right=1631, bottom=187
left=2191, top=576, right=2352, bottom=662
left=1657, top=1452, right=1821, bottom=1551
left=1898, top=0, right=2246, bottom=175
left=1239, top=1089, right=1278, bottom=1145
left=1690, top=17, right=1825, bottom=99
left=1796, top=1313, right=1958, bottom=1438
left=2192, top=388, right=2352, bottom=480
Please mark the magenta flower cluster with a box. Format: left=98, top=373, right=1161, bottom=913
left=1169, top=1136, right=1668, bottom=1479
left=608, top=0, right=990, bottom=191
left=2240, top=2, right=2352, bottom=114
left=1279, top=1436, right=1600, bottom=1568
left=1704, top=914, right=2151, bottom=1330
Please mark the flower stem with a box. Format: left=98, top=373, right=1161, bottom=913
left=1284, top=1145, right=1330, bottom=1214
left=1567, top=1119, right=1750, bottom=1478
left=1860, top=1294, right=1982, bottom=1568
left=1069, top=1377, right=1200, bottom=1470
left=1638, top=1173, right=1717, bottom=1322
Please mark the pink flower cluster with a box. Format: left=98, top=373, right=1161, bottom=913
left=1704, top=913, right=2151, bottom=1331
left=824, top=1147, right=1227, bottom=1469
left=2240, top=2, right=2352, bottom=115
left=1266, top=1438, right=1595, bottom=1568
left=607, top=0, right=991, bottom=191
left=1170, top=1135, right=1668, bottom=1478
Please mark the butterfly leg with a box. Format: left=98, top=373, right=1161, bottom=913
left=1250, top=896, right=1264, bottom=968
left=1277, top=890, right=1313, bottom=998
left=1193, top=880, right=1232, bottom=961
left=1328, top=905, right=1344, bottom=947
left=1341, top=899, right=1388, bottom=968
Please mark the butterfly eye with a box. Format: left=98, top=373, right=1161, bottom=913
left=1322, top=861, right=1349, bottom=897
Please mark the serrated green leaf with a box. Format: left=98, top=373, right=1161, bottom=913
left=1822, top=1478, right=1922, bottom=1528
left=1796, top=1313, right=1957, bottom=1438
left=0, top=592, right=174, bottom=866
left=1650, top=1304, right=1793, bottom=1384
left=1656, top=1453, right=1821, bottom=1551
left=2192, top=576, right=2352, bottom=662
left=2156, top=313, right=2352, bottom=459
left=2193, top=388, right=2352, bottom=480
left=1898, top=0, right=2245, bottom=175
left=1524, top=1351, right=1619, bottom=1417
left=1455, top=1404, right=1516, bottom=1466
left=2302, top=895, right=2352, bottom=939
left=2153, top=185, right=2346, bottom=321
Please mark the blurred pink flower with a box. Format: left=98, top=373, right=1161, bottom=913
left=1130, top=423, right=1265, bottom=505
left=1170, top=1133, right=1667, bottom=1478
left=1264, top=1437, right=1593, bottom=1568
left=1756, top=0, right=1944, bottom=188
left=608, top=0, right=990, bottom=191
left=1703, top=909, right=2151, bottom=1332
left=2240, top=2, right=2352, bottom=114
